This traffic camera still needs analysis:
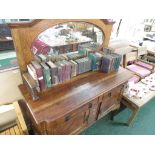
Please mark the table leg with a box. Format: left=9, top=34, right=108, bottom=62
left=110, top=104, right=126, bottom=120
left=127, top=109, right=139, bottom=126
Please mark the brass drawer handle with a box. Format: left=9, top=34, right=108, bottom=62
left=65, top=115, right=71, bottom=122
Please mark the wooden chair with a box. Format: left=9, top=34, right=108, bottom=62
left=123, top=51, right=138, bottom=68
left=0, top=101, right=28, bottom=135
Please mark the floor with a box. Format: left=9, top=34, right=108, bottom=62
left=0, top=50, right=23, bottom=105
left=81, top=97, right=155, bottom=135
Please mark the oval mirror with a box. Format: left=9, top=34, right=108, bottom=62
left=31, top=22, right=104, bottom=55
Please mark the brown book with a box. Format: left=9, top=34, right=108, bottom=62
left=31, top=61, right=46, bottom=91
left=22, top=72, right=39, bottom=101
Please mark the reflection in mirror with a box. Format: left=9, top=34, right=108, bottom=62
left=31, top=22, right=104, bottom=55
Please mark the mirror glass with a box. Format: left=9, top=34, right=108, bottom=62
left=31, top=22, right=104, bottom=55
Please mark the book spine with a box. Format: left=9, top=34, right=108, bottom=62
left=62, top=64, right=66, bottom=82
left=45, top=68, right=52, bottom=88
left=54, top=67, right=58, bottom=85
left=27, top=65, right=40, bottom=92
left=101, top=57, right=110, bottom=73
left=36, top=68, right=45, bottom=91
left=22, top=73, right=39, bottom=101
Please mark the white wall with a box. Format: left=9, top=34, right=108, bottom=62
left=0, top=69, right=24, bottom=105
left=111, top=19, right=145, bottom=42
left=117, top=19, right=145, bottom=41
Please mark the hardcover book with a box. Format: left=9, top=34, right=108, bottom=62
left=40, top=62, right=52, bottom=88
left=57, top=61, right=66, bottom=82
left=101, top=55, right=113, bottom=73
left=88, top=53, right=97, bottom=71
left=70, top=60, right=78, bottom=77
left=100, top=52, right=122, bottom=73
left=46, top=61, right=58, bottom=85
left=63, top=60, right=71, bottom=80
left=27, top=64, right=40, bottom=92
left=55, top=62, right=63, bottom=83
left=22, top=72, right=39, bottom=100
left=31, top=61, right=46, bottom=91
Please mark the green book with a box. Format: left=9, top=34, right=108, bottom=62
left=40, top=62, right=52, bottom=88
left=88, top=53, right=97, bottom=71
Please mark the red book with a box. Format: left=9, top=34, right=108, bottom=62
left=31, top=39, right=51, bottom=55
left=31, top=61, right=46, bottom=91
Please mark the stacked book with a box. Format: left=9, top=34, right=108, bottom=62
left=22, top=72, right=39, bottom=100
left=40, top=62, right=52, bottom=88
left=31, top=61, right=46, bottom=91
left=23, top=49, right=121, bottom=101
left=88, top=52, right=103, bottom=71
left=100, top=52, right=122, bottom=73
left=27, top=63, right=40, bottom=92
left=75, top=57, right=91, bottom=74
left=69, top=60, right=78, bottom=77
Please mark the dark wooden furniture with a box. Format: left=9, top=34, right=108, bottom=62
left=8, top=19, right=133, bottom=134
left=19, top=68, right=133, bottom=134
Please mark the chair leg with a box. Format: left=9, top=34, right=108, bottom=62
left=110, top=104, right=126, bottom=121
left=127, top=109, right=139, bottom=126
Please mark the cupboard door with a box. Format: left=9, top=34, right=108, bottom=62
left=87, top=98, right=100, bottom=126
left=98, top=85, right=123, bottom=119
left=48, top=104, right=89, bottom=135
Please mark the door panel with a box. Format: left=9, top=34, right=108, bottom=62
left=98, top=85, right=123, bottom=119
left=87, top=98, right=100, bottom=126
left=48, top=104, right=89, bottom=135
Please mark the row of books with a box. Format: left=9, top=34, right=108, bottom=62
left=25, top=57, right=92, bottom=93
left=34, top=52, right=85, bottom=63
left=34, top=51, right=103, bottom=72
left=34, top=42, right=101, bottom=64
left=75, top=57, right=91, bottom=74
left=23, top=50, right=122, bottom=100
left=88, top=52, right=103, bottom=71
left=100, top=52, right=122, bottom=73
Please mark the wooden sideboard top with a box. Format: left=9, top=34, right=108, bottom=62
left=19, top=67, right=133, bottom=123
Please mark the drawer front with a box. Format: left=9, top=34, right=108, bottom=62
left=47, top=104, right=89, bottom=135
left=98, top=85, right=123, bottom=119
